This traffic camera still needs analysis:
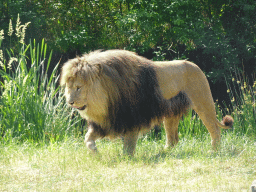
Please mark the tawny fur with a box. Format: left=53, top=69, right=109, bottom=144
left=60, top=49, right=234, bottom=156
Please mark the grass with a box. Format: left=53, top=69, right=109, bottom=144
left=0, top=133, right=255, bottom=191
left=0, top=16, right=256, bottom=192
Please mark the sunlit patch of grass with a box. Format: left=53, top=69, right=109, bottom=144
left=0, top=134, right=255, bottom=191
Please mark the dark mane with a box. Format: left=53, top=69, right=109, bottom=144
left=108, top=64, right=171, bottom=134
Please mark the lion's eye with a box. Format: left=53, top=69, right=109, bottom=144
left=76, top=87, right=81, bottom=91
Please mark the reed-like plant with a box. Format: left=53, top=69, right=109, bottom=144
left=0, top=15, right=83, bottom=143
left=226, top=73, right=256, bottom=136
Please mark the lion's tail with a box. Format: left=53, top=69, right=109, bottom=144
left=216, top=115, right=234, bottom=129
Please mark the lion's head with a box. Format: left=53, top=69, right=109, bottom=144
left=60, top=53, right=111, bottom=123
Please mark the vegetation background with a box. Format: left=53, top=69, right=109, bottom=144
left=0, top=0, right=255, bottom=191
left=1, top=1, right=256, bottom=71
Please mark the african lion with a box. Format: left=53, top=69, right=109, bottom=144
left=60, top=49, right=233, bottom=156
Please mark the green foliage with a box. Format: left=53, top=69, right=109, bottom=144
left=1, top=0, right=255, bottom=84
left=0, top=17, right=83, bottom=143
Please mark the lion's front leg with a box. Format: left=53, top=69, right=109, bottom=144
left=84, top=127, right=100, bottom=153
left=123, top=130, right=139, bottom=156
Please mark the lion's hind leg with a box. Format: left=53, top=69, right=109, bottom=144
left=198, top=112, right=221, bottom=150
left=183, top=68, right=222, bottom=150
left=163, top=114, right=182, bottom=148
left=185, top=87, right=222, bottom=150
left=191, top=105, right=222, bottom=150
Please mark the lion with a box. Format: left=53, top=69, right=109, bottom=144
left=60, top=49, right=233, bottom=156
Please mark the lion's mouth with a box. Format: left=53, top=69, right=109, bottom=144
left=73, top=105, right=87, bottom=110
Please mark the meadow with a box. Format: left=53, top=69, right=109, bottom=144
left=0, top=134, right=255, bottom=191
left=0, top=17, right=255, bottom=191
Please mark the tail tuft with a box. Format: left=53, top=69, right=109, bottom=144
left=222, top=115, right=234, bottom=128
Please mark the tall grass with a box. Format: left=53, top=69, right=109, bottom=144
left=226, top=73, right=256, bottom=136
left=0, top=16, right=83, bottom=143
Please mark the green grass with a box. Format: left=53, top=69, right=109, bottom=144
left=0, top=133, right=255, bottom=191
left=0, top=16, right=256, bottom=192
